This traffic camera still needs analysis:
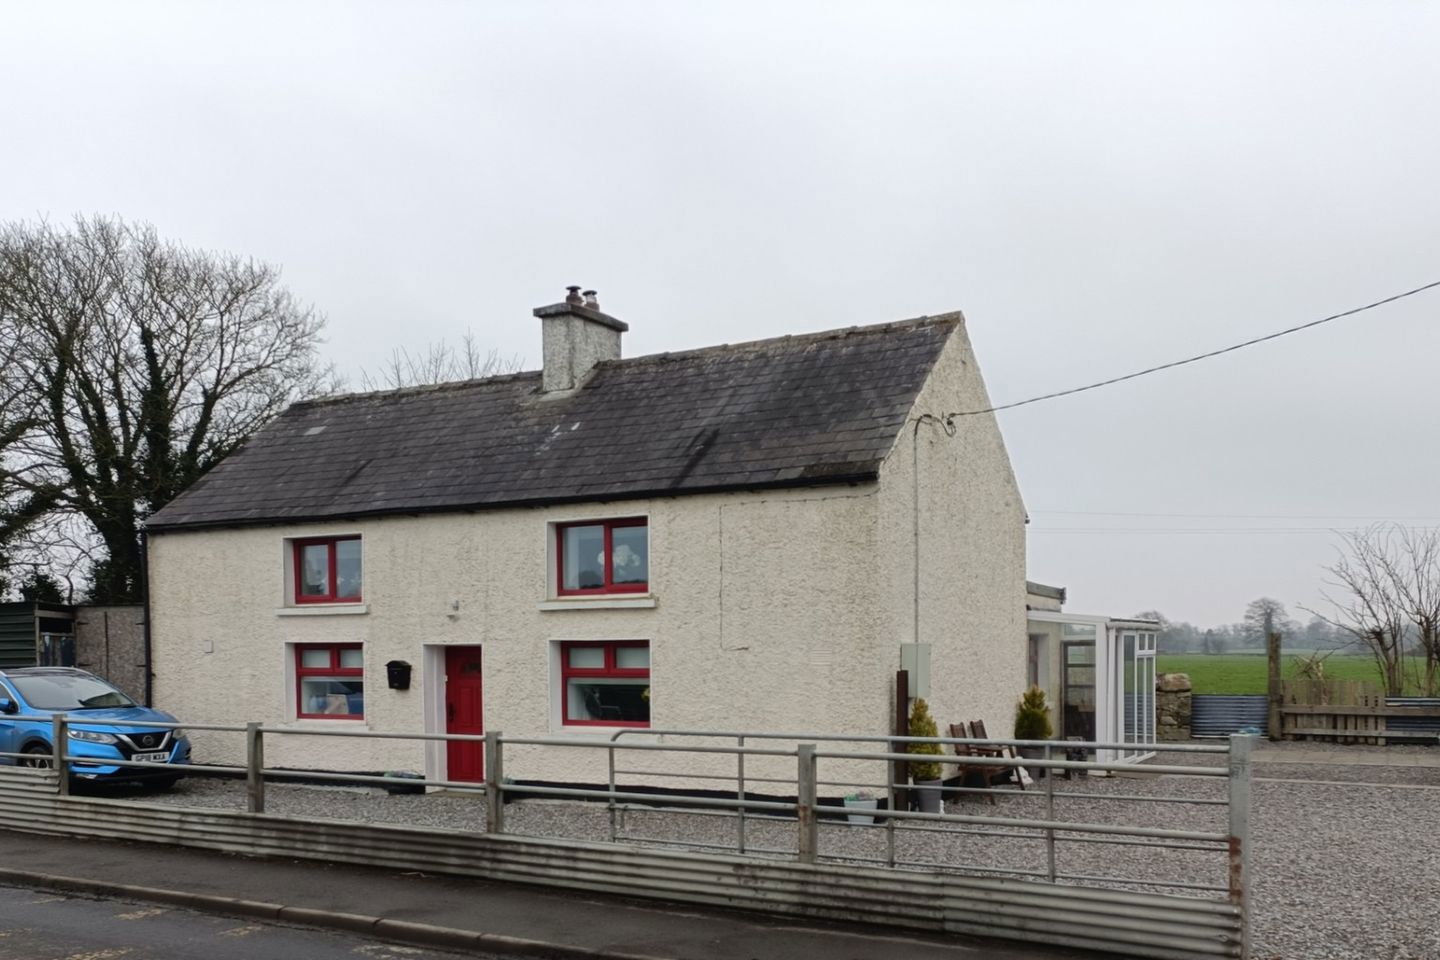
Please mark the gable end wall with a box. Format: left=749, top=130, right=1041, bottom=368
left=876, top=319, right=1028, bottom=741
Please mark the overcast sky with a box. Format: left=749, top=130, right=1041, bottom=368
left=4, top=1, right=1438, bottom=625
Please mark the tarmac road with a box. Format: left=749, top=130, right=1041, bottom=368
left=0, top=886, right=501, bottom=960
left=0, top=884, right=493, bottom=960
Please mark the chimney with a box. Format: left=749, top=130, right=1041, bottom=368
left=534, top=285, right=628, bottom=393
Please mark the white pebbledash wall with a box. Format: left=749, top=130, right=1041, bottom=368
left=875, top=322, right=1028, bottom=742
left=148, top=316, right=1026, bottom=792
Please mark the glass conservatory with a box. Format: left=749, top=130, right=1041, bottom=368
left=1025, top=611, right=1159, bottom=764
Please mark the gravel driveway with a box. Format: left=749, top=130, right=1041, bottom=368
left=123, top=742, right=1440, bottom=960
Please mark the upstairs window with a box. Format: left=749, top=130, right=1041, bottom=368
left=294, top=536, right=362, bottom=603
left=295, top=644, right=364, bottom=719
left=556, top=519, right=648, bottom=595
left=561, top=641, right=650, bottom=727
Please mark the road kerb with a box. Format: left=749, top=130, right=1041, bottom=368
left=277, top=905, right=383, bottom=936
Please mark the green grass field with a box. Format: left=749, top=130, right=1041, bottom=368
left=1157, top=653, right=1404, bottom=695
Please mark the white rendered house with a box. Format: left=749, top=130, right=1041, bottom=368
left=145, top=289, right=1029, bottom=787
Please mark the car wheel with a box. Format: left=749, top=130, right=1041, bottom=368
left=21, top=745, right=55, bottom=769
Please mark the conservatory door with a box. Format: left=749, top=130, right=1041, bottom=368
left=1062, top=638, right=1097, bottom=742
left=1118, top=630, right=1157, bottom=758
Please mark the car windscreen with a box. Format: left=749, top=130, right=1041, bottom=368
left=9, top=674, right=135, bottom=710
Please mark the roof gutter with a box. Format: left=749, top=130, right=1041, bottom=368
left=143, top=472, right=883, bottom=535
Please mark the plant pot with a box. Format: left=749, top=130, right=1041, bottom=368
left=843, top=798, right=879, bottom=825
left=914, top=779, right=943, bottom=814
left=1018, top=746, right=1048, bottom=782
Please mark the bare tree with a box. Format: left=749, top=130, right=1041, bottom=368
left=0, top=215, right=336, bottom=602
left=0, top=328, right=57, bottom=591
left=1242, top=597, right=1293, bottom=648
left=1389, top=526, right=1440, bottom=696
left=2, top=510, right=102, bottom=603
left=358, top=332, right=522, bottom=391
left=1306, top=525, right=1419, bottom=696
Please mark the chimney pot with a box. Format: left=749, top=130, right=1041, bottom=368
left=582, top=289, right=599, bottom=309
left=565, top=285, right=583, bottom=305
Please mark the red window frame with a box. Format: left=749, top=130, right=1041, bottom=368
left=555, top=518, right=648, bottom=596
left=293, top=536, right=362, bottom=604
left=560, top=640, right=650, bottom=728
left=295, top=643, right=364, bottom=720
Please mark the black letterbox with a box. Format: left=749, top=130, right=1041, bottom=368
left=385, top=660, right=412, bottom=690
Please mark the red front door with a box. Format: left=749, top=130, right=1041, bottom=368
left=445, top=646, right=484, bottom=782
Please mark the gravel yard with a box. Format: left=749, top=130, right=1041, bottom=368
left=122, top=742, right=1440, bottom=960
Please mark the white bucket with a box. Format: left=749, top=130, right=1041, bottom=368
left=844, top=798, right=879, bottom=824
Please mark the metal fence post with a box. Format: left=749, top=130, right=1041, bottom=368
left=484, top=731, right=504, bottom=835
left=796, top=743, right=818, bottom=863
left=245, top=722, right=265, bottom=814
left=607, top=740, right=618, bottom=842
left=884, top=736, right=898, bottom=867
left=736, top=735, right=747, bottom=855
left=1228, top=733, right=1254, bottom=960
left=1043, top=742, right=1056, bottom=882
left=50, top=714, right=68, bottom=797
left=885, top=779, right=897, bottom=867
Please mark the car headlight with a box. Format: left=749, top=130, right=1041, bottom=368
left=172, top=728, right=187, bottom=740
left=68, top=729, right=119, bottom=744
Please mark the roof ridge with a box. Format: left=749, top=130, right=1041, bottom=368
left=297, top=313, right=960, bottom=408
left=602, top=312, right=961, bottom=369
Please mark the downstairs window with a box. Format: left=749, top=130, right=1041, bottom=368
left=295, top=644, right=364, bottom=719
left=560, top=641, right=650, bottom=727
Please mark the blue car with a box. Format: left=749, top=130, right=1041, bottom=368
left=0, top=667, right=191, bottom=789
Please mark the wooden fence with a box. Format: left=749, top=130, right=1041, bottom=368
left=1279, top=680, right=1440, bottom=744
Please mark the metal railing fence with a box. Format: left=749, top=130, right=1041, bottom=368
left=597, top=729, right=1244, bottom=908
left=2, top=717, right=1253, bottom=959
left=23, top=716, right=1248, bottom=890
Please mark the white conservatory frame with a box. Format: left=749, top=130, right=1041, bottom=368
left=1026, top=611, right=1159, bottom=765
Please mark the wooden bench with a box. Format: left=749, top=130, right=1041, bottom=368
left=948, top=723, right=1010, bottom=802
left=970, top=719, right=1027, bottom=791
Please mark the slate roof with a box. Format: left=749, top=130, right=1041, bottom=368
left=146, top=314, right=960, bottom=531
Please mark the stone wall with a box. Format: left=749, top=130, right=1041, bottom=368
left=1156, top=672, right=1192, bottom=741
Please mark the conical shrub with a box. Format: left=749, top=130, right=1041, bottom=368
left=907, top=697, right=944, bottom=781
left=1013, top=685, right=1053, bottom=740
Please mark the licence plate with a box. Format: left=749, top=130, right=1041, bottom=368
left=133, top=751, right=170, bottom=763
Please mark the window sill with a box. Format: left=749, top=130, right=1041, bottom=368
left=276, top=604, right=369, bottom=617
left=551, top=727, right=656, bottom=741
left=538, top=596, right=656, bottom=612
left=278, top=719, right=370, bottom=729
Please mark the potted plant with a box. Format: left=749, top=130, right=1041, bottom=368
left=1012, top=686, right=1054, bottom=780
left=843, top=789, right=879, bottom=825
left=907, top=697, right=945, bottom=813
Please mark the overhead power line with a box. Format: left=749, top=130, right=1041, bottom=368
left=1032, top=525, right=1440, bottom=536
left=960, top=278, right=1440, bottom=416
left=1032, top=510, right=1440, bottom=521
